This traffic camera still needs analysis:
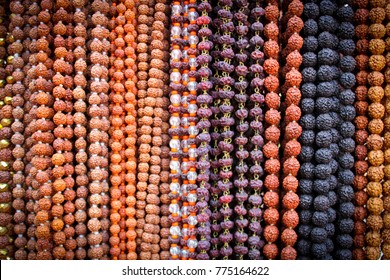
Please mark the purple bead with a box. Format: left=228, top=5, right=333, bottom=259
left=251, top=135, right=264, bottom=146
left=236, top=150, right=249, bottom=160
left=220, top=246, right=233, bottom=257
left=169, top=236, right=180, bottom=245
left=197, top=213, right=210, bottom=223
left=248, top=235, right=260, bottom=247
left=197, top=132, right=211, bottom=143
left=250, top=150, right=263, bottom=161
left=219, top=104, right=234, bottom=113
left=218, top=141, right=233, bottom=152
left=220, top=48, right=235, bottom=59
left=220, top=0, right=233, bottom=6
left=249, top=221, right=261, bottom=234
left=234, top=178, right=248, bottom=188
left=234, top=93, right=248, bottom=102
left=235, top=108, right=249, bottom=119
left=249, top=208, right=263, bottom=218
left=251, top=7, right=265, bottom=17
left=249, top=179, right=263, bottom=190
left=197, top=161, right=211, bottom=172
left=221, top=131, right=234, bottom=140
left=248, top=194, right=263, bottom=206
left=219, top=77, right=235, bottom=86
left=217, top=181, right=232, bottom=191
left=250, top=120, right=263, bottom=131
left=196, top=201, right=208, bottom=210
left=234, top=231, right=249, bottom=243
left=218, top=35, right=234, bottom=45
left=198, top=2, right=212, bottom=12
left=249, top=63, right=264, bottom=73
left=248, top=249, right=261, bottom=260
left=235, top=163, right=248, bottom=174
left=236, top=37, right=249, bottom=48
left=234, top=136, right=248, bottom=145
left=235, top=218, right=249, bottom=229
left=250, top=164, right=263, bottom=175
left=220, top=207, right=233, bottom=217
left=234, top=205, right=247, bottom=216
left=197, top=188, right=210, bottom=199
left=197, top=146, right=209, bottom=157
left=197, top=253, right=210, bottom=260
left=221, top=22, right=235, bottom=33
left=198, top=108, right=213, bottom=118
left=218, top=9, right=233, bottom=20
left=188, top=252, right=197, bottom=259
left=219, top=89, right=235, bottom=99
left=198, top=40, right=213, bottom=51
left=209, top=249, right=220, bottom=258
left=250, top=106, right=263, bottom=117
left=236, top=123, right=249, bottom=132
left=198, top=54, right=212, bottom=64
left=221, top=220, right=234, bottom=230
left=234, top=245, right=249, bottom=256
left=219, top=170, right=233, bottom=179
left=251, top=22, right=264, bottom=32
left=198, top=27, right=212, bottom=37
left=210, top=132, right=220, bottom=141
left=235, top=53, right=248, bottom=63
left=197, top=94, right=213, bottom=104
left=235, top=65, right=249, bottom=76
left=197, top=240, right=211, bottom=251
left=198, top=67, right=212, bottom=78
left=219, top=117, right=235, bottom=127
left=211, top=224, right=221, bottom=233
left=219, top=233, right=233, bottom=243
left=251, top=50, right=265, bottom=60
left=219, top=158, right=233, bottom=166
left=235, top=190, right=248, bottom=202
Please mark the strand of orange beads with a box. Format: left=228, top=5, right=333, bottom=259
left=262, top=0, right=281, bottom=260
left=279, top=0, right=303, bottom=260
left=0, top=2, right=13, bottom=260
left=86, top=0, right=111, bottom=260
left=382, top=0, right=390, bottom=260
left=32, top=0, right=55, bottom=260
left=141, top=0, right=169, bottom=260
left=365, top=0, right=386, bottom=260
left=50, top=0, right=74, bottom=260
left=99, top=2, right=112, bottom=261
left=9, top=0, right=29, bottom=260
left=352, top=0, right=369, bottom=260
left=72, top=0, right=89, bottom=260
left=151, top=0, right=171, bottom=261
left=24, top=0, right=40, bottom=260
left=122, top=0, right=138, bottom=260
left=168, top=0, right=184, bottom=260
left=135, top=0, right=151, bottom=259
left=108, top=0, right=123, bottom=260
left=60, top=4, right=78, bottom=260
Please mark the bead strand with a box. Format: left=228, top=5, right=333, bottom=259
left=33, top=0, right=55, bottom=260
left=262, top=0, right=281, bottom=260
left=280, top=0, right=304, bottom=260
left=51, top=0, right=73, bottom=260
left=152, top=0, right=171, bottom=261
left=352, top=0, right=369, bottom=260
left=123, top=0, right=138, bottom=261
left=208, top=1, right=222, bottom=259
left=247, top=0, right=266, bottom=260
left=382, top=0, right=390, bottom=260
left=168, top=0, right=184, bottom=260
left=216, top=0, right=235, bottom=260
left=9, top=0, right=28, bottom=260
left=195, top=0, right=212, bottom=261
left=86, top=0, right=110, bottom=260
left=232, top=0, right=250, bottom=260
left=135, top=0, right=151, bottom=259
left=0, top=3, right=13, bottom=260
left=72, top=0, right=89, bottom=260
left=297, top=0, right=319, bottom=259
left=334, top=0, right=356, bottom=260
left=365, top=0, right=386, bottom=260
left=24, top=0, right=40, bottom=260
left=184, top=0, right=199, bottom=260
left=108, top=0, right=123, bottom=260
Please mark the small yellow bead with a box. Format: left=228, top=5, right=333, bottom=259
left=6, top=34, right=14, bottom=44
left=6, top=76, right=14, bottom=84
left=0, top=140, right=10, bottom=149
left=0, top=227, right=8, bottom=236
left=6, top=56, right=13, bottom=64
left=4, top=96, right=12, bottom=105
left=0, top=80, right=5, bottom=88
left=0, top=162, right=9, bottom=171
left=0, top=38, right=5, bottom=47
left=0, top=183, right=9, bottom=192
left=0, top=203, right=11, bottom=213
left=0, top=119, right=11, bottom=127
